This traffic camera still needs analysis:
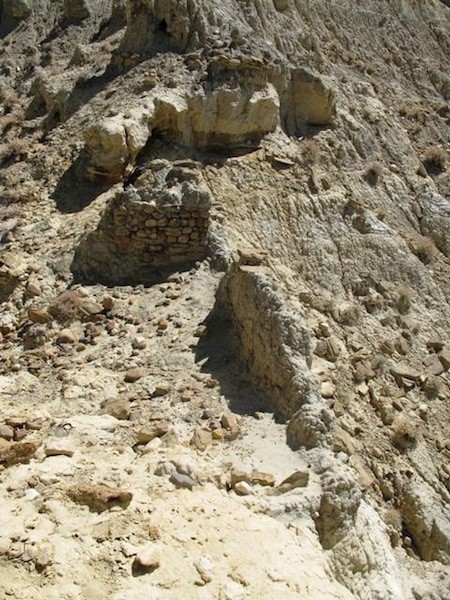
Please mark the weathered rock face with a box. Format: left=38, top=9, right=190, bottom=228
left=72, top=166, right=212, bottom=284
left=220, top=262, right=335, bottom=449
left=401, top=479, right=450, bottom=565
left=420, top=191, right=450, bottom=258
left=31, top=72, right=77, bottom=124
left=119, top=0, right=202, bottom=56
left=330, top=501, right=407, bottom=600
left=280, top=67, right=336, bottom=134
left=181, top=83, right=279, bottom=149
left=316, top=464, right=362, bottom=550
left=84, top=61, right=281, bottom=182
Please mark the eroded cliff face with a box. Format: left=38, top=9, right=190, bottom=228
left=0, top=1, right=449, bottom=599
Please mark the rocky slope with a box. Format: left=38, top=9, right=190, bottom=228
left=0, top=1, right=449, bottom=599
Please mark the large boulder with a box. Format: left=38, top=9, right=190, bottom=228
left=6, top=0, right=32, bottom=19
left=64, top=0, right=91, bottom=20
left=185, top=83, right=279, bottom=148
left=84, top=108, right=152, bottom=182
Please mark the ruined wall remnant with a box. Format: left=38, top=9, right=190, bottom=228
left=220, top=261, right=335, bottom=450
left=72, top=163, right=211, bottom=284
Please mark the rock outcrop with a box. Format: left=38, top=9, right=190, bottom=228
left=401, top=478, right=450, bottom=565
left=280, top=67, right=336, bottom=134
left=84, top=107, right=152, bottom=182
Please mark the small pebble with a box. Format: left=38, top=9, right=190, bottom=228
left=132, top=336, right=146, bottom=350
left=234, top=481, right=252, bottom=496
left=170, top=472, right=197, bottom=490
left=58, top=329, right=76, bottom=344
left=132, top=547, right=160, bottom=574
left=25, top=489, right=40, bottom=501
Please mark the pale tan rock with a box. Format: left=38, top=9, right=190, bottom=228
left=45, top=438, right=75, bottom=457
left=230, top=469, right=251, bottom=487
left=58, top=328, right=76, bottom=344
left=282, top=68, right=335, bottom=133
left=234, top=481, right=253, bottom=496
left=0, top=439, right=37, bottom=466
left=124, top=368, right=144, bottom=383
left=84, top=108, right=151, bottom=182
left=221, top=412, right=240, bottom=431
left=152, top=382, right=170, bottom=396
left=194, top=325, right=207, bottom=337
left=26, top=281, right=42, bottom=296
left=180, top=389, right=193, bottom=402
left=211, top=428, right=224, bottom=440
left=132, top=546, right=160, bottom=573
left=28, top=308, right=52, bottom=324
left=104, top=398, right=131, bottom=420
left=424, top=355, right=444, bottom=376
left=79, top=300, right=104, bottom=316
left=186, top=83, right=279, bottom=147
left=190, top=427, right=212, bottom=451
left=195, top=555, right=214, bottom=583
left=0, top=425, right=14, bottom=441
left=131, top=336, right=146, bottom=350
left=5, top=416, right=27, bottom=428
left=390, top=364, right=421, bottom=382
left=137, top=421, right=169, bottom=444
left=321, top=380, right=336, bottom=398
left=157, top=319, right=169, bottom=331
left=277, top=469, right=310, bottom=492
left=102, top=296, right=115, bottom=311
left=67, top=483, right=133, bottom=512
left=401, top=479, right=450, bottom=564
left=250, top=471, right=276, bottom=487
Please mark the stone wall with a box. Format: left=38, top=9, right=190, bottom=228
left=72, top=164, right=211, bottom=284
left=219, top=260, right=335, bottom=450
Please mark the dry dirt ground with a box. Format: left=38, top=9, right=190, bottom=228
left=0, top=1, right=450, bottom=599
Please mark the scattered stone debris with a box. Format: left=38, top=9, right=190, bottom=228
left=0, top=1, right=449, bottom=598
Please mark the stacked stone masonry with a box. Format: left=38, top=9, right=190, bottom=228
left=112, top=199, right=209, bottom=265
left=72, top=165, right=212, bottom=284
